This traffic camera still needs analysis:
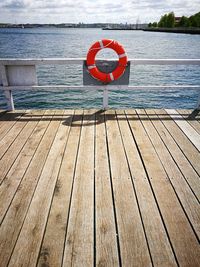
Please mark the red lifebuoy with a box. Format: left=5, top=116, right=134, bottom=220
left=86, top=39, right=127, bottom=83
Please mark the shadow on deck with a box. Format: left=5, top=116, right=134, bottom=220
left=0, top=109, right=199, bottom=267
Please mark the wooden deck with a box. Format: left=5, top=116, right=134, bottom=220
left=0, top=109, right=199, bottom=267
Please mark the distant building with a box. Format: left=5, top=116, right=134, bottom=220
left=175, top=17, right=181, bottom=23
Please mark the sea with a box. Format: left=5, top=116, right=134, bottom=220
left=0, top=28, right=200, bottom=109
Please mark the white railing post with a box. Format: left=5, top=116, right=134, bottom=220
left=103, top=86, right=108, bottom=109
left=0, top=65, right=14, bottom=110
left=4, top=90, right=14, bottom=110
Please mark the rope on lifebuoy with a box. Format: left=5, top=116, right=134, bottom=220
left=86, top=39, right=128, bottom=83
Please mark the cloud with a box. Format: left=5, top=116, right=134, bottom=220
left=1, top=0, right=27, bottom=9
left=0, top=0, right=199, bottom=23
left=33, top=0, right=84, bottom=9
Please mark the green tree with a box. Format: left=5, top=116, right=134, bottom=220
left=158, top=14, right=168, bottom=27
left=189, top=12, right=200, bottom=27
left=178, top=16, right=190, bottom=27
left=166, top=12, right=175, bottom=27
left=189, top=16, right=197, bottom=27
left=149, top=11, right=200, bottom=29
left=158, top=12, right=175, bottom=27
left=152, top=22, right=158, bottom=27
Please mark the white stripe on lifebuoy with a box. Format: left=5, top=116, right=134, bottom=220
left=110, top=73, right=114, bottom=81
left=88, top=65, right=96, bottom=69
left=99, top=40, right=104, bottom=49
left=119, top=53, right=127, bottom=58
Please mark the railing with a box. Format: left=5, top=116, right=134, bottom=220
left=0, top=58, right=200, bottom=110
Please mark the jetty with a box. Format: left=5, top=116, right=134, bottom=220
left=0, top=108, right=200, bottom=266
left=0, top=58, right=200, bottom=266
left=143, top=27, right=200, bottom=34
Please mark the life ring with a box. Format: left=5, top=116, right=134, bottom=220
left=86, top=39, right=127, bottom=83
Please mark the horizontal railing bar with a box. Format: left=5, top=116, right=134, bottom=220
left=0, top=58, right=84, bottom=65
left=1, top=85, right=200, bottom=91
left=131, top=59, right=200, bottom=65
left=0, top=58, right=200, bottom=65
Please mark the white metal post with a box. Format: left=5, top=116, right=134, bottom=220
left=103, top=86, right=108, bottom=109
left=4, top=90, right=14, bottom=110
left=0, top=65, right=14, bottom=110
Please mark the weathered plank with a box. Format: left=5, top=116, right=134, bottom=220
left=116, top=110, right=177, bottom=266
left=178, top=109, right=200, bottom=122
left=0, top=110, right=6, bottom=115
left=137, top=109, right=200, bottom=239
left=0, top=110, right=43, bottom=184
left=126, top=109, right=200, bottom=267
left=95, top=111, right=119, bottom=266
left=0, top=109, right=199, bottom=267
left=0, top=110, right=53, bottom=222
left=147, top=109, right=200, bottom=201
left=0, top=110, right=23, bottom=121
left=154, top=109, right=200, bottom=175
left=0, top=110, right=28, bottom=159
left=62, top=110, right=95, bottom=267
left=0, top=110, right=64, bottom=267
left=105, top=110, right=152, bottom=266
left=177, top=109, right=200, bottom=134
left=0, top=110, right=25, bottom=140
left=37, top=110, right=82, bottom=267
left=165, top=109, right=200, bottom=151
left=7, top=110, right=73, bottom=267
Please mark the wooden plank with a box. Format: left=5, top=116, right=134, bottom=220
left=0, top=110, right=25, bottom=129
left=0, top=110, right=64, bottom=267
left=8, top=110, right=73, bottom=267
left=0, top=110, right=53, bottom=222
left=0, top=110, right=45, bottom=185
left=126, top=109, right=200, bottom=267
left=62, top=110, right=95, bottom=267
left=0, top=110, right=6, bottom=117
left=0, top=111, right=29, bottom=159
left=105, top=110, right=152, bottom=266
left=0, top=112, right=26, bottom=140
left=177, top=109, right=200, bottom=122
left=177, top=109, right=200, bottom=134
left=137, top=109, right=200, bottom=239
left=0, top=109, right=5, bottom=113
left=116, top=110, right=177, bottom=266
left=180, top=109, right=200, bottom=123
left=37, top=110, right=82, bottom=267
left=146, top=109, right=200, bottom=202
left=154, top=109, right=200, bottom=175
left=0, top=111, right=25, bottom=140
left=0, top=110, right=24, bottom=120
left=178, top=109, right=200, bottom=121
left=95, top=110, right=119, bottom=266
left=165, top=109, right=200, bottom=151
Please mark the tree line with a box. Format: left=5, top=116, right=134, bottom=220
left=148, top=11, right=200, bottom=28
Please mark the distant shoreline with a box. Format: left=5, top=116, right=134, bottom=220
left=143, top=27, right=200, bottom=34
left=102, top=28, right=143, bottom=30
left=0, top=23, right=148, bottom=29
left=1, top=25, right=200, bottom=34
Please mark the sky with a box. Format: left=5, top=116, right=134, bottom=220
left=0, top=0, right=200, bottom=24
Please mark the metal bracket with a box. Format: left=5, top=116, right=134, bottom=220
left=83, top=60, right=130, bottom=86
left=83, top=60, right=130, bottom=108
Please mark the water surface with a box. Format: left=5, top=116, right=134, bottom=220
left=0, top=28, right=200, bottom=109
